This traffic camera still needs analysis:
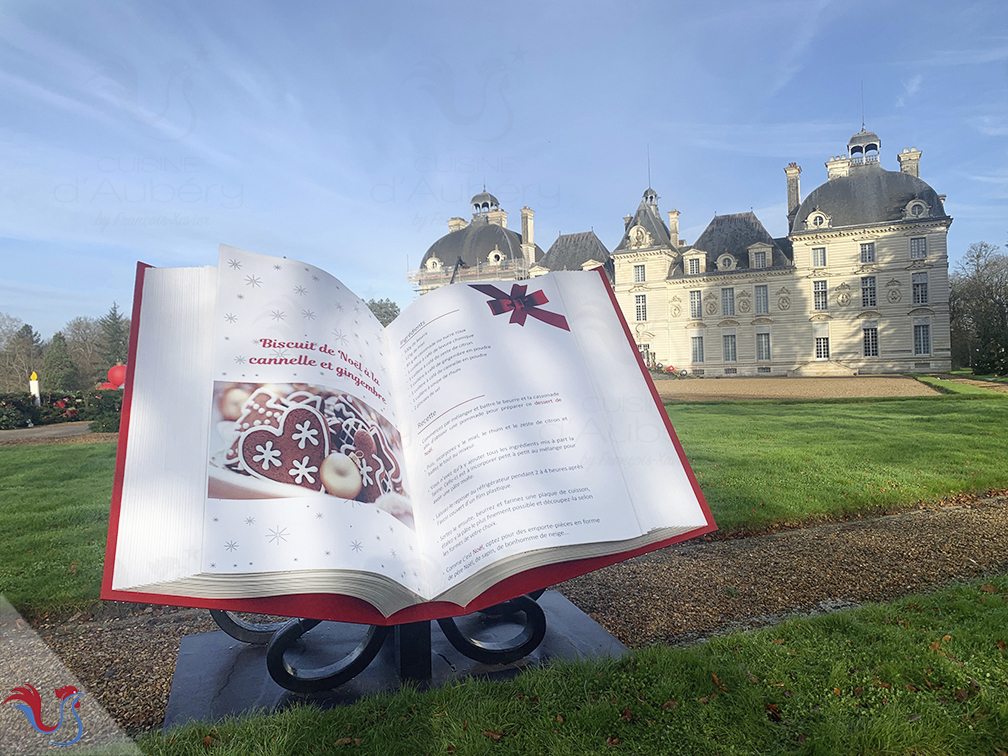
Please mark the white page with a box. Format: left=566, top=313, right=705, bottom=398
left=113, top=266, right=216, bottom=590
left=200, top=246, right=425, bottom=596
left=388, top=274, right=643, bottom=596
left=555, top=273, right=709, bottom=533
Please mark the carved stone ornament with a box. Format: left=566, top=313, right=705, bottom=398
left=778, top=297, right=791, bottom=311
left=776, top=287, right=791, bottom=296
left=887, top=289, right=902, bottom=303
left=705, top=301, right=718, bottom=315
left=671, top=305, right=681, bottom=317
left=738, top=299, right=751, bottom=314
left=629, top=225, right=653, bottom=249
left=837, top=292, right=851, bottom=307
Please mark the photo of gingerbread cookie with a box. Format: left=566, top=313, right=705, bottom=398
left=238, top=405, right=330, bottom=492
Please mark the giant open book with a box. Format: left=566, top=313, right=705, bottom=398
left=102, top=246, right=715, bottom=625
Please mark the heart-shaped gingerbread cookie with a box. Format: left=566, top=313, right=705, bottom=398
left=238, top=405, right=331, bottom=491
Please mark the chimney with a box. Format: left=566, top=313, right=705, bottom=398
left=785, top=162, right=802, bottom=229
left=667, top=209, right=680, bottom=247
left=448, top=217, right=467, bottom=233
left=520, top=206, right=536, bottom=267
left=897, top=147, right=921, bottom=178
left=825, top=155, right=851, bottom=180
left=624, top=214, right=632, bottom=228
left=521, top=206, right=534, bottom=247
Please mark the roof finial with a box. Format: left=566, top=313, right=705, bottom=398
left=861, top=80, right=865, bottom=131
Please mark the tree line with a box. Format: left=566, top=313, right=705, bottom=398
left=0, top=298, right=401, bottom=393
left=0, top=304, right=130, bottom=393
left=950, top=241, right=1008, bottom=375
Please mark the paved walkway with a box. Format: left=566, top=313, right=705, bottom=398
left=0, top=420, right=92, bottom=440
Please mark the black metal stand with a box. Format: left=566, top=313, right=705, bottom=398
left=209, top=591, right=548, bottom=693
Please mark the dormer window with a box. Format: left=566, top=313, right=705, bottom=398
left=808, top=211, right=830, bottom=229
left=426, top=256, right=442, bottom=271
left=752, top=250, right=767, bottom=269
left=718, top=255, right=736, bottom=271
left=904, top=200, right=930, bottom=220
left=487, top=245, right=504, bottom=265
left=687, top=257, right=702, bottom=276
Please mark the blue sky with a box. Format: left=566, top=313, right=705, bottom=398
left=1, top=0, right=1006, bottom=339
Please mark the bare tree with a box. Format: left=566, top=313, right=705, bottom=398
left=950, top=241, right=1008, bottom=374
left=0, top=323, right=44, bottom=392
left=64, top=316, right=104, bottom=388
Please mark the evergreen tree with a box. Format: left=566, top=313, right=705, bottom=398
left=366, top=298, right=400, bottom=327
left=99, top=302, right=130, bottom=371
left=40, top=332, right=82, bottom=391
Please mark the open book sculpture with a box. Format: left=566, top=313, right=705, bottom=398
left=102, top=245, right=715, bottom=627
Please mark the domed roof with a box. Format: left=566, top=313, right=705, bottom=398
left=792, top=164, right=948, bottom=232
left=420, top=215, right=543, bottom=269
left=643, top=187, right=658, bottom=202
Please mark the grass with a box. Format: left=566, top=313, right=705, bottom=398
left=666, top=394, right=1008, bottom=533
left=138, top=577, right=1008, bottom=755
left=914, top=375, right=1006, bottom=396
left=3, top=393, right=1008, bottom=613
left=948, top=367, right=1008, bottom=384
left=0, top=443, right=116, bottom=615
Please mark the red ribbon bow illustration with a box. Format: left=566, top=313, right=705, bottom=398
left=470, top=283, right=569, bottom=331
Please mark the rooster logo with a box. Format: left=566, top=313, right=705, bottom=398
left=2, top=684, right=84, bottom=746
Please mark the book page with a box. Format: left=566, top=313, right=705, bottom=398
left=388, top=275, right=643, bottom=596
left=556, top=272, right=710, bottom=534
left=201, top=246, right=424, bottom=596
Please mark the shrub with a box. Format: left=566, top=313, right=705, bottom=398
left=0, top=393, right=40, bottom=429
left=88, top=413, right=121, bottom=433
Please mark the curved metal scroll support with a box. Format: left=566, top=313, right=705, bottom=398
left=210, top=610, right=290, bottom=645
left=265, top=618, right=389, bottom=693
left=477, top=588, right=546, bottom=619
left=437, top=594, right=547, bottom=665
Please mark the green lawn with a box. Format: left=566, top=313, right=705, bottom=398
left=0, top=443, right=116, bottom=615
left=667, top=394, right=1008, bottom=533
left=141, top=578, right=1008, bottom=755
left=2, top=393, right=1008, bottom=614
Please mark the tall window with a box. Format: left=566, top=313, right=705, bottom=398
left=860, top=242, right=876, bottom=263
left=912, top=272, right=929, bottom=304
left=635, top=294, right=647, bottom=322
left=813, top=280, right=828, bottom=310
left=815, top=337, right=830, bottom=359
left=688, top=258, right=701, bottom=275
left=723, top=334, right=737, bottom=362
left=721, top=288, right=735, bottom=317
left=863, top=327, right=879, bottom=357
left=689, top=290, right=702, bottom=319
left=910, top=238, right=927, bottom=259
left=914, top=323, right=931, bottom=355
left=691, top=335, right=705, bottom=363
left=861, top=276, right=877, bottom=307
left=753, top=250, right=767, bottom=269
left=812, top=247, right=827, bottom=267
left=755, top=284, right=769, bottom=315
left=756, top=332, right=771, bottom=361
left=633, top=264, right=646, bottom=283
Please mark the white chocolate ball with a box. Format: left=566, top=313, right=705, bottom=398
left=219, top=388, right=251, bottom=421
left=320, top=453, right=363, bottom=499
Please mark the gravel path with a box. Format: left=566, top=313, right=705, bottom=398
left=652, top=375, right=938, bottom=402
left=26, top=491, right=1008, bottom=736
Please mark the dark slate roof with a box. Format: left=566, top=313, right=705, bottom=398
left=471, top=191, right=499, bottom=208
left=420, top=215, right=543, bottom=268
left=668, top=212, right=792, bottom=278
left=848, top=129, right=881, bottom=150
left=540, top=231, right=613, bottom=281
left=613, top=194, right=673, bottom=252
left=793, top=164, right=949, bottom=232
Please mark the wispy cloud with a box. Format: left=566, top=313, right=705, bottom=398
left=896, top=74, right=923, bottom=107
